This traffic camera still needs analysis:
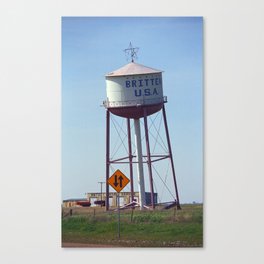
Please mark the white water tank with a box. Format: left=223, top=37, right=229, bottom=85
left=104, top=62, right=165, bottom=118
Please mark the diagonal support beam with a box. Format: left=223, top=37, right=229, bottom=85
left=105, top=110, right=110, bottom=211
left=162, top=105, right=181, bottom=209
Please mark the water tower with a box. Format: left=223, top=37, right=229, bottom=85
left=103, top=43, right=180, bottom=210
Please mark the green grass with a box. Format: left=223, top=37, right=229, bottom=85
left=62, top=204, right=203, bottom=247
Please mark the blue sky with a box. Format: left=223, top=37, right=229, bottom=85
left=62, top=17, right=203, bottom=203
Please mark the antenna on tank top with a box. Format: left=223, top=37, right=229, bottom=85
left=124, top=42, right=139, bottom=62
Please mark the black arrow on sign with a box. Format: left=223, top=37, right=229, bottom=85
left=119, top=176, right=123, bottom=188
left=114, top=175, right=118, bottom=187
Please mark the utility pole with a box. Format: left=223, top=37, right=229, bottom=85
left=98, top=181, right=105, bottom=207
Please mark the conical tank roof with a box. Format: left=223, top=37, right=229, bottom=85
left=105, top=62, right=163, bottom=77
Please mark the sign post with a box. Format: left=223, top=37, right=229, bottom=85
left=117, top=192, right=120, bottom=238
left=107, top=169, right=130, bottom=239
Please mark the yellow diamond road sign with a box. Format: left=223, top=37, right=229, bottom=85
left=108, top=169, right=130, bottom=193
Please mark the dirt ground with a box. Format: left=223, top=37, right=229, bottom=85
left=62, top=242, right=118, bottom=248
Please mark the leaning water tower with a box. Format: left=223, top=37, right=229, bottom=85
left=103, top=43, right=181, bottom=210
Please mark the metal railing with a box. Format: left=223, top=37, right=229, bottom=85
left=103, top=96, right=167, bottom=108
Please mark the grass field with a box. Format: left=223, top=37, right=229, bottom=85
left=61, top=204, right=203, bottom=247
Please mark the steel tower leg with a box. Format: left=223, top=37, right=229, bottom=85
left=134, top=118, right=146, bottom=210
left=105, top=110, right=110, bottom=211
left=127, top=118, right=134, bottom=203
left=143, top=109, right=155, bottom=209
left=162, top=105, right=181, bottom=209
